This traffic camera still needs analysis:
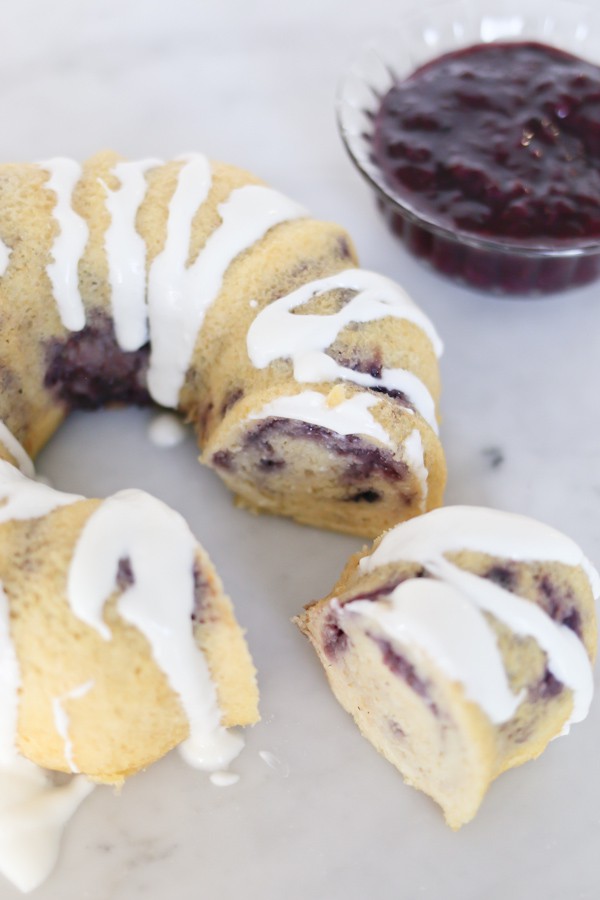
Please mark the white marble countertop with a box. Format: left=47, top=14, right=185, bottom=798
left=2, top=0, right=600, bottom=897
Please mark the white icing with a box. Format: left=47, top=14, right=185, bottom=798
left=355, top=505, right=597, bottom=728
left=148, top=167, right=306, bottom=408
left=146, top=154, right=213, bottom=407
left=0, top=583, right=93, bottom=893
left=101, top=158, right=162, bottom=351
left=147, top=412, right=188, bottom=448
left=41, top=158, right=89, bottom=332
left=248, top=390, right=392, bottom=448
left=293, top=354, right=437, bottom=433
left=402, top=429, right=428, bottom=512
left=34, top=474, right=54, bottom=488
left=0, top=240, right=11, bottom=278
left=0, top=423, right=35, bottom=478
left=361, top=506, right=600, bottom=599
left=0, top=460, right=82, bottom=524
left=247, top=269, right=441, bottom=431
left=0, top=761, right=93, bottom=894
left=346, top=581, right=523, bottom=724
left=209, top=771, right=240, bottom=787
left=67, top=489, right=242, bottom=770
left=429, top=556, right=593, bottom=726
left=51, top=682, right=94, bottom=774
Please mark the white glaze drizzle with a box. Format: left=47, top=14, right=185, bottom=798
left=147, top=159, right=307, bottom=408
left=41, top=158, right=89, bottom=332
left=67, top=489, right=243, bottom=771
left=146, top=154, right=213, bottom=406
left=401, top=429, right=428, bottom=512
left=0, top=459, right=82, bottom=524
left=247, top=269, right=441, bottom=431
left=0, top=583, right=93, bottom=894
left=429, top=556, right=593, bottom=725
left=345, top=580, right=523, bottom=723
left=51, top=682, right=94, bottom=774
left=248, top=268, right=443, bottom=357
left=101, top=158, right=162, bottom=351
left=0, top=240, right=11, bottom=278
left=293, top=354, right=437, bottom=432
left=0, top=423, right=35, bottom=478
left=247, top=390, right=392, bottom=448
left=355, top=505, right=597, bottom=728
left=361, top=506, right=600, bottom=598
left=147, top=412, right=188, bottom=448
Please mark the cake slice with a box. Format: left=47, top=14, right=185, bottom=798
left=296, top=506, right=598, bottom=828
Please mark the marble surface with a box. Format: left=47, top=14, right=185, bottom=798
left=2, top=0, right=600, bottom=896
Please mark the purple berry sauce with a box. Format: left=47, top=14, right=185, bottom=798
left=369, top=41, right=600, bottom=293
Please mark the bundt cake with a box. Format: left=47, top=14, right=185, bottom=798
left=0, top=149, right=445, bottom=890
left=296, top=506, right=598, bottom=829
left=0, top=151, right=445, bottom=538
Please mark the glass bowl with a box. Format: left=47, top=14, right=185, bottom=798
left=337, top=0, right=600, bottom=296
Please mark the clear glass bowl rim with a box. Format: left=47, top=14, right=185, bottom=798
left=336, top=0, right=600, bottom=260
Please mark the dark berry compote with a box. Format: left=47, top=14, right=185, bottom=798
left=369, top=41, right=600, bottom=293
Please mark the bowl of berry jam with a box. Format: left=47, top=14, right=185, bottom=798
left=337, top=0, right=600, bottom=295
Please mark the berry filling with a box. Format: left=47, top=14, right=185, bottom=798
left=236, top=417, right=409, bottom=483
left=221, top=388, right=244, bottom=417
left=211, top=449, right=234, bottom=471
left=330, top=351, right=414, bottom=411
left=44, top=310, right=150, bottom=409
left=371, top=636, right=437, bottom=713
left=536, top=574, right=582, bottom=638
left=192, top=564, right=212, bottom=626
left=530, top=667, right=564, bottom=701
left=322, top=611, right=348, bottom=660
left=340, top=569, right=428, bottom=605
left=388, top=719, right=406, bottom=739
left=346, top=489, right=381, bottom=503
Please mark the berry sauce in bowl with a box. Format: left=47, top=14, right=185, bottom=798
left=337, top=1, right=600, bottom=295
